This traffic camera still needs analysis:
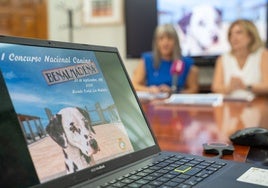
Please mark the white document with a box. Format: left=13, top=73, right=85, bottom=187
left=224, top=89, right=255, bottom=102
left=164, top=94, right=223, bottom=106
left=237, top=167, right=268, bottom=187
left=136, top=91, right=169, bottom=100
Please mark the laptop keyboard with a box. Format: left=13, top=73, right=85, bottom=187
left=98, top=154, right=226, bottom=188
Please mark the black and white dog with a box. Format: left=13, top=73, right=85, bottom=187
left=46, top=107, right=99, bottom=174
left=178, top=4, right=222, bottom=55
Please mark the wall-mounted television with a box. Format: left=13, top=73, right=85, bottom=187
left=125, top=0, right=268, bottom=65
left=158, top=0, right=268, bottom=58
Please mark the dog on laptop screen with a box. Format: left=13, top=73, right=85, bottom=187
left=178, top=4, right=223, bottom=55
left=46, top=107, right=100, bottom=174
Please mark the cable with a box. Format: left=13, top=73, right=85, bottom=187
left=213, top=150, right=223, bottom=159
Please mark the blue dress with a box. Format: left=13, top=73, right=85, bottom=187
left=142, top=52, right=194, bottom=92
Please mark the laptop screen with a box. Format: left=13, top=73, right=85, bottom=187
left=0, top=36, right=158, bottom=187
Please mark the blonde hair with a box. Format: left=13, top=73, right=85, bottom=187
left=228, top=19, right=264, bottom=53
left=152, top=24, right=182, bottom=68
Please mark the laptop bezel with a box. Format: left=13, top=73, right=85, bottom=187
left=0, top=35, right=161, bottom=187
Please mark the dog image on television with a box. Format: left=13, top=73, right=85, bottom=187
left=178, top=4, right=223, bottom=55
left=45, top=107, right=100, bottom=174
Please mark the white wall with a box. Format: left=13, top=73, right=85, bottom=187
left=47, top=0, right=139, bottom=77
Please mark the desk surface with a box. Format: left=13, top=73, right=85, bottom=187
left=141, top=97, right=268, bottom=162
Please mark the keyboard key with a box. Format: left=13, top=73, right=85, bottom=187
left=143, top=175, right=156, bottom=181
left=121, top=178, right=133, bottom=184
left=171, top=177, right=185, bottom=183
left=112, top=182, right=126, bottom=187
left=157, top=169, right=169, bottom=174
left=177, top=183, right=192, bottom=188
left=137, top=172, right=149, bottom=177
left=184, top=178, right=198, bottom=186
left=174, top=165, right=192, bottom=173
left=128, top=182, right=142, bottom=188
left=143, top=169, right=154, bottom=174
left=164, top=181, right=179, bottom=187
left=128, top=175, right=140, bottom=181
left=184, top=167, right=201, bottom=176
left=149, top=180, right=163, bottom=186
left=135, top=179, right=149, bottom=185
left=163, top=173, right=177, bottom=179
left=215, top=162, right=226, bottom=166
left=178, top=174, right=191, bottom=179
left=150, top=172, right=162, bottom=178
left=158, top=177, right=169, bottom=182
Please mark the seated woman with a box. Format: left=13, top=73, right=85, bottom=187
left=212, top=19, right=268, bottom=97
left=132, top=24, right=199, bottom=95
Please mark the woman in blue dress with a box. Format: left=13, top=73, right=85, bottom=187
left=132, top=24, right=199, bottom=94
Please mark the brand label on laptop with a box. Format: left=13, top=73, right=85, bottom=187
left=237, top=167, right=268, bottom=186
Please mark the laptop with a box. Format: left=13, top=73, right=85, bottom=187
left=0, top=35, right=267, bottom=188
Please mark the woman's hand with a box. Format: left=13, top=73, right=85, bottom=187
left=229, top=76, right=246, bottom=92
left=148, top=84, right=172, bottom=94
left=159, top=84, right=172, bottom=93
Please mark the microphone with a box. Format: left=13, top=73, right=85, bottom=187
left=170, top=59, right=184, bottom=93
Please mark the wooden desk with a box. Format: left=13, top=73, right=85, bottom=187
left=141, top=97, right=268, bottom=162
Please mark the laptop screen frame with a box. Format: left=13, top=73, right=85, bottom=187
left=0, top=35, right=161, bottom=187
